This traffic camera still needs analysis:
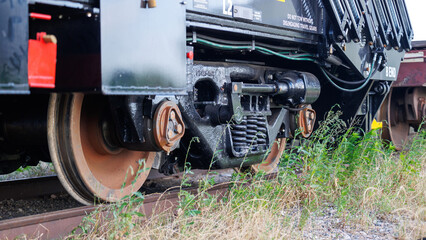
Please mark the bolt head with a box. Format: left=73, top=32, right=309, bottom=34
left=177, top=124, right=183, bottom=134
left=170, top=110, right=176, bottom=120
left=167, top=129, right=174, bottom=139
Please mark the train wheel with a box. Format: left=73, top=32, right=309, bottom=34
left=380, top=88, right=410, bottom=150
left=48, top=93, right=155, bottom=205
left=251, top=138, right=286, bottom=173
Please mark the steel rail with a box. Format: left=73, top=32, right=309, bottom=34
left=0, top=176, right=65, bottom=201
left=0, top=169, right=219, bottom=201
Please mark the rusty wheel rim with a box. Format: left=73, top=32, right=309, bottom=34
left=381, top=89, right=410, bottom=150
left=48, top=93, right=155, bottom=204
left=251, top=138, right=286, bottom=173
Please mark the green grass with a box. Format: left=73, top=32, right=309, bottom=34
left=281, top=112, right=425, bottom=221
left=68, top=112, right=426, bottom=239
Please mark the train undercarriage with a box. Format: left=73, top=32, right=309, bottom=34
left=0, top=0, right=413, bottom=204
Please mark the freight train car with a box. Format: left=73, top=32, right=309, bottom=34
left=0, top=0, right=413, bottom=205
left=379, top=41, right=426, bottom=150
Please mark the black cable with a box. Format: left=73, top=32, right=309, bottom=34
left=189, top=33, right=304, bottom=52
left=323, top=69, right=371, bottom=85
left=323, top=66, right=380, bottom=85
left=322, top=56, right=381, bottom=86
left=320, top=55, right=381, bottom=92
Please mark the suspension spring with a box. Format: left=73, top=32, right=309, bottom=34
left=230, top=115, right=269, bottom=155
left=231, top=117, right=248, bottom=150
left=246, top=116, right=259, bottom=149
left=254, top=116, right=267, bottom=145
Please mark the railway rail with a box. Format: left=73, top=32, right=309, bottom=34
left=0, top=172, right=262, bottom=239
left=0, top=169, right=221, bottom=202
left=0, top=176, right=64, bottom=201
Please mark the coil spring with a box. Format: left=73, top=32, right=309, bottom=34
left=231, top=115, right=268, bottom=151
left=254, top=116, right=267, bottom=145
left=231, top=117, right=248, bottom=149
left=246, top=116, right=258, bottom=148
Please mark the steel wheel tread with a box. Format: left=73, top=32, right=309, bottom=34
left=380, top=89, right=410, bottom=150
left=48, top=93, right=155, bottom=205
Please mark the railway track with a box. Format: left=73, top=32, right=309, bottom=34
left=0, top=173, right=244, bottom=239
left=0, top=169, right=225, bottom=201
left=0, top=169, right=241, bottom=238
left=0, top=170, right=223, bottom=221
left=0, top=176, right=65, bottom=201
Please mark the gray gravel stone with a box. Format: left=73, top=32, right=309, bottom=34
left=282, top=204, right=423, bottom=240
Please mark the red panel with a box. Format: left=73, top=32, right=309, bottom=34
left=395, top=61, right=426, bottom=87
left=28, top=32, right=57, bottom=88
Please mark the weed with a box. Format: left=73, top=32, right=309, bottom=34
left=69, top=112, right=425, bottom=240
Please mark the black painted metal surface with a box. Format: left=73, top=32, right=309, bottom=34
left=186, top=0, right=325, bottom=35
left=0, top=0, right=29, bottom=94
left=101, top=0, right=187, bottom=95
left=28, top=3, right=101, bottom=92
left=176, top=62, right=291, bottom=169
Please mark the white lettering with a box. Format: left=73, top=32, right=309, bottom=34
left=385, top=66, right=397, bottom=78
left=223, top=0, right=233, bottom=15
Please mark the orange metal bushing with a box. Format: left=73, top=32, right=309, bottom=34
left=153, top=101, right=185, bottom=153
left=298, top=105, right=316, bottom=138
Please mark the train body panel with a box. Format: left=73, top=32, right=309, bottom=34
left=185, top=0, right=325, bottom=41
left=101, top=0, right=187, bottom=95
left=0, top=0, right=29, bottom=94
left=393, top=49, right=426, bottom=88
left=1, top=0, right=412, bottom=94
